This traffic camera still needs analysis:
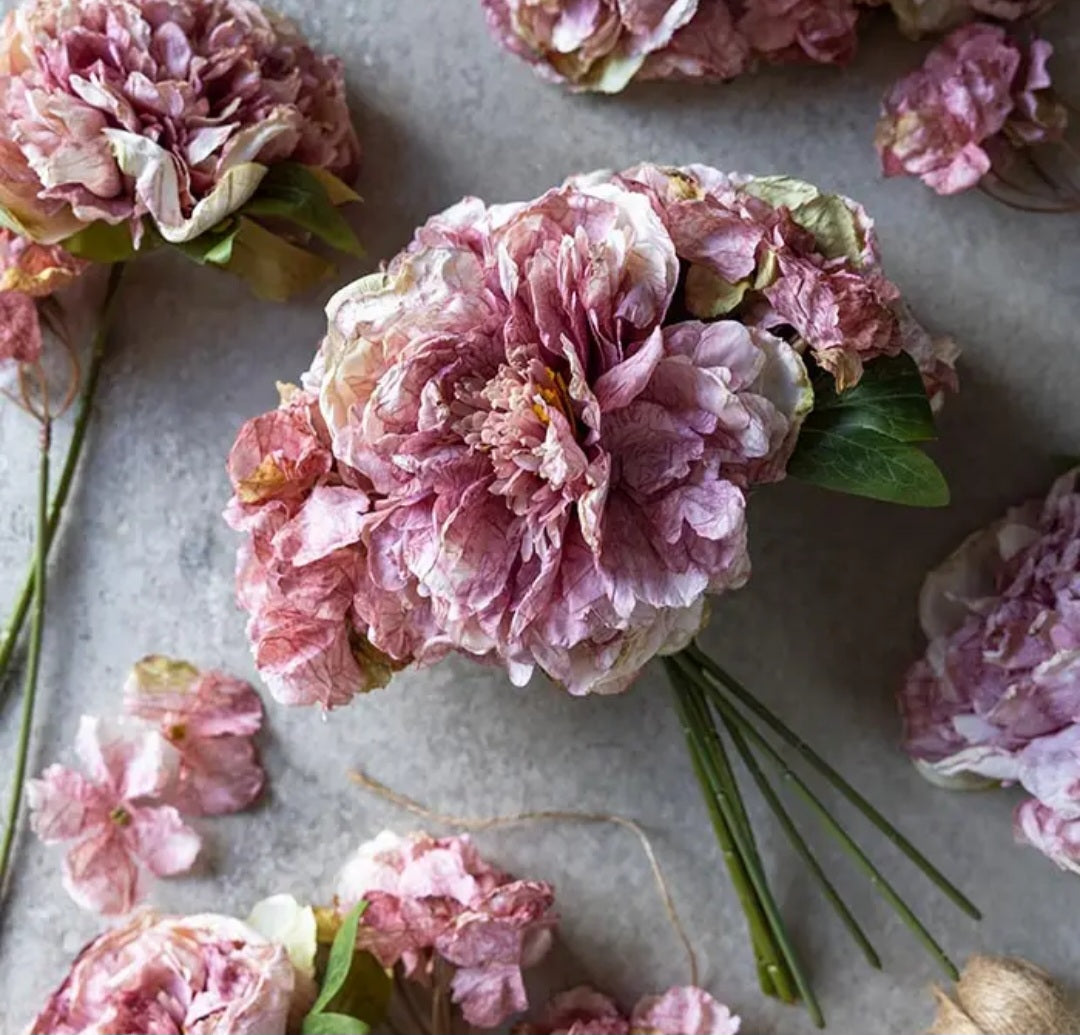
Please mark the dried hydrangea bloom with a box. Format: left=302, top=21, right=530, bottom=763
left=28, top=715, right=201, bottom=914
left=123, top=655, right=266, bottom=816
left=875, top=22, right=1064, bottom=195
left=29, top=910, right=299, bottom=1034
left=0, top=0, right=360, bottom=245
left=520, top=984, right=740, bottom=1035
left=336, top=830, right=556, bottom=1028
left=899, top=467, right=1080, bottom=869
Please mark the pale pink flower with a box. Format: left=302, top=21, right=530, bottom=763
left=122, top=655, right=265, bottom=816
left=0, top=0, right=359, bottom=245
left=336, top=830, right=556, bottom=1028
left=876, top=23, right=1062, bottom=195
left=520, top=985, right=740, bottom=1035
left=28, top=715, right=201, bottom=914
left=29, top=910, right=299, bottom=1034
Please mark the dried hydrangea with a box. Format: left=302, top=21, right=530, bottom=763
left=336, top=830, right=556, bottom=1028
left=876, top=22, right=1065, bottom=195
left=227, top=162, right=953, bottom=708
left=899, top=467, right=1080, bottom=871
left=28, top=910, right=301, bottom=1034
left=0, top=0, right=360, bottom=245
left=519, top=984, right=740, bottom=1035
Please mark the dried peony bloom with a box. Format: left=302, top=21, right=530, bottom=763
left=336, top=830, right=556, bottom=1028
left=1014, top=799, right=1080, bottom=874
left=228, top=163, right=950, bottom=707
left=875, top=22, right=1064, bottom=195
left=0, top=0, right=360, bottom=245
left=737, top=0, right=860, bottom=66
left=520, top=984, right=740, bottom=1035
left=28, top=715, right=201, bottom=914
left=28, top=910, right=300, bottom=1034
left=899, top=467, right=1080, bottom=870
left=123, top=654, right=266, bottom=816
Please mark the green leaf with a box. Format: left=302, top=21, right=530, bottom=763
left=809, top=352, right=937, bottom=444
left=60, top=221, right=140, bottom=263
left=310, top=902, right=367, bottom=1017
left=307, top=167, right=362, bottom=206
left=684, top=264, right=750, bottom=318
left=791, top=194, right=862, bottom=264
left=788, top=425, right=950, bottom=507
left=173, top=220, right=240, bottom=266
left=224, top=217, right=334, bottom=301
left=301, top=1012, right=369, bottom=1035
left=742, top=175, right=821, bottom=211
left=321, top=950, right=392, bottom=1028
left=243, top=162, right=362, bottom=257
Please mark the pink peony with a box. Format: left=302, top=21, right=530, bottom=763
left=899, top=467, right=1080, bottom=869
left=738, top=0, right=860, bottom=66
left=520, top=984, right=740, bottom=1035
left=122, top=655, right=266, bottom=816
left=28, top=715, right=201, bottom=914
left=0, top=0, right=359, bottom=245
left=875, top=23, right=1062, bottom=195
left=638, top=3, right=751, bottom=82
left=227, top=164, right=949, bottom=707
left=29, top=910, right=299, bottom=1034
left=336, top=830, right=556, bottom=1028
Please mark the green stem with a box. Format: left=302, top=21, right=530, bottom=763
left=0, top=418, right=51, bottom=899
left=0, top=263, right=125, bottom=695
left=701, top=670, right=960, bottom=982
left=687, top=643, right=981, bottom=921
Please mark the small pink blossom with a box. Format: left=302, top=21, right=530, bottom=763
left=29, top=910, right=299, bottom=1034
left=28, top=715, right=201, bottom=914
left=336, top=830, right=556, bottom=1028
left=123, top=655, right=265, bottom=816
left=520, top=985, right=740, bottom=1035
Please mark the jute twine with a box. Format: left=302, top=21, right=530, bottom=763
left=930, top=956, right=1080, bottom=1034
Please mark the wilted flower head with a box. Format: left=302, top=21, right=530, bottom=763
left=336, top=830, right=556, bottom=1028
left=737, top=0, right=860, bottom=66
left=28, top=715, right=201, bottom=914
left=899, top=467, right=1080, bottom=871
left=0, top=0, right=360, bottom=245
left=123, top=654, right=266, bottom=816
left=519, top=984, right=740, bottom=1035
left=876, top=23, right=1065, bottom=195
left=29, top=910, right=299, bottom=1034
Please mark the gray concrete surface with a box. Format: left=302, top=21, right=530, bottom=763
left=2, top=3, right=1080, bottom=1032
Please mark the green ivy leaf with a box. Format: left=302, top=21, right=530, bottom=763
left=788, top=425, right=949, bottom=506
left=242, top=162, right=363, bottom=257
left=301, top=1012, right=369, bottom=1035
left=60, top=221, right=141, bottom=263
left=809, top=352, right=937, bottom=443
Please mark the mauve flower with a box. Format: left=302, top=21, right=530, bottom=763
left=899, top=467, right=1080, bottom=868
left=1014, top=799, right=1080, bottom=874
left=638, top=3, right=751, bottom=82
left=738, top=0, right=861, bottom=66
left=0, top=0, right=359, bottom=245
left=29, top=910, right=299, bottom=1034
left=122, top=655, right=265, bottom=816
left=336, top=830, right=556, bottom=1028
left=28, top=715, right=201, bottom=914
left=520, top=985, right=740, bottom=1035
left=875, top=23, right=1061, bottom=195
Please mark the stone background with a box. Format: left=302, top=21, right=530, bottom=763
left=2, top=3, right=1080, bottom=1033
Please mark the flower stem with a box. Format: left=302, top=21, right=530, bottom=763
left=0, top=418, right=51, bottom=900
left=0, top=263, right=125, bottom=696
left=686, top=643, right=980, bottom=921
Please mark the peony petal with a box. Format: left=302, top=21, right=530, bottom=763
left=125, top=803, right=201, bottom=876
left=62, top=827, right=142, bottom=915
left=171, top=733, right=265, bottom=816
left=28, top=765, right=108, bottom=843
left=74, top=715, right=179, bottom=801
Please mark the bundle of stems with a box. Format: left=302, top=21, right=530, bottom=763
left=664, top=642, right=980, bottom=1028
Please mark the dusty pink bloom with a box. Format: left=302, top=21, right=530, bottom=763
left=122, top=655, right=265, bottom=816
left=28, top=715, right=201, bottom=914
left=876, top=23, right=1061, bottom=195
left=29, top=910, right=299, bottom=1034
left=0, top=0, right=359, bottom=245
left=638, top=3, right=751, bottom=82
left=521, top=985, right=740, bottom=1035
left=738, top=0, right=860, bottom=65
left=336, top=830, right=556, bottom=1028
left=899, top=467, right=1080, bottom=868
left=1014, top=799, right=1080, bottom=874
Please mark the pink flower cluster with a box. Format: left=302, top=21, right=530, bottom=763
left=29, top=656, right=266, bottom=913
left=482, top=0, right=862, bottom=91
left=519, top=984, right=740, bottom=1035
left=899, top=467, right=1080, bottom=872
left=29, top=910, right=301, bottom=1035
left=876, top=22, right=1065, bottom=195
left=0, top=0, right=359, bottom=245
left=335, top=830, right=556, bottom=1028
left=227, top=162, right=953, bottom=708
